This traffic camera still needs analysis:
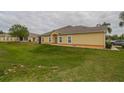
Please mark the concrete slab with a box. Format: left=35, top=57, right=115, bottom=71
left=111, top=46, right=119, bottom=51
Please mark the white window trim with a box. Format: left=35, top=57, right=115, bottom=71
left=67, top=36, right=72, bottom=44
left=58, top=36, right=63, bottom=43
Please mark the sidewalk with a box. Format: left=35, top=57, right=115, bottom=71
left=111, top=46, right=119, bottom=51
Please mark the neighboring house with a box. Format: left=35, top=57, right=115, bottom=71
left=0, top=33, right=40, bottom=43
left=0, top=33, right=19, bottom=42
left=28, top=33, right=40, bottom=43
left=41, top=25, right=107, bottom=49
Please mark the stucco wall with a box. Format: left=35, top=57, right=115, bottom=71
left=0, top=37, right=19, bottom=42
left=28, top=37, right=39, bottom=43
left=72, top=32, right=105, bottom=45
left=41, top=36, right=49, bottom=44
left=41, top=32, right=105, bottom=48
left=58, top=32, right=104, bottom=44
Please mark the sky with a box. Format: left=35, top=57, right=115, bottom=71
left=0, top=11, right=124, bottom=35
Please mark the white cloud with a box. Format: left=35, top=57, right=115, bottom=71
left=0, top=11, right=123, bottom=35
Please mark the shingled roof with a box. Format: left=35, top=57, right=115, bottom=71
left=29, top=33, right=40, bottom=37
left=41, top=25, right=107, bottom=36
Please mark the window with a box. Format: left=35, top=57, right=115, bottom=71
left=59, top=36, right=62, bottom=43
left=42, top=38, right=44, bottom=42
left=6, top=37, right=9, bottom=41
left=49, top=37, right=51, bottom=42
left=67, top=36, right=72, bottom=44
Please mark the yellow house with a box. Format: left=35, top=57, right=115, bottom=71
left=41, top=25, right=107, bottom=49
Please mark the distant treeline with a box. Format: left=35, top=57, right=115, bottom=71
left=106, top=34, right=124, bottom=40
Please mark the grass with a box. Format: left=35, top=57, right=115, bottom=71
left=0, top=42, right=124, bottom=81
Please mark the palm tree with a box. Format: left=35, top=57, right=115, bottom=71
left=96, top=22, right=112, bottom=34
left=119, top=12, right=124, bottom=27
left=101, top=22, right=112, bottom=33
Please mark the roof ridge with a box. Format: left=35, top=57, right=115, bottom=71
left=41, top=25, right=106, bottom=36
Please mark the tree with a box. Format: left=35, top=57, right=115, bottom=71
left=9, top=24, right=29, bottom=41
left=101, top=22, right=112, bottom=33
left=119, top=34, right=124, bottom=40
left=111, top=34, right=119, bottom=40
left=105, top=35, right=111, bottom=40
left=96, top=22, right=112, bottom=34
left=0, top=30, right=4, bottom=34
left=119, top=12, right=124, bottom=27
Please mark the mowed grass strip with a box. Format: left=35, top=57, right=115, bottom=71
left=0, top=42, right=124, bottom=81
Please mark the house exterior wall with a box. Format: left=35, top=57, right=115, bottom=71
left=71, top=32, right=104, bottom=45
left=0, top=33, right=39, bottom=43
left=57, top=32, right=105, bottom=48
left=41, top=36, right=50, bottom=44
left=0, top=36, right=19, bottom=42
left=41, top=32, right=105, bottom=49
left=28, top=37, right=39, bottom=43
left=58, top=35, right=67, bottom=44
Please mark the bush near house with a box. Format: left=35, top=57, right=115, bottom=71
left=106, top=40, right=112, bottom=49
left=122, top=45, right=124, bottom=48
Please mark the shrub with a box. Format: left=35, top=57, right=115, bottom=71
left=122, top=45, right=124, bottom=49
left=106, top=40, right=112, bottom=49
left=0, top=70, right=4, bottom=76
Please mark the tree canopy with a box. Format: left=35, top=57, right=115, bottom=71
left=96, top=22, right=112, bottom=34
left=101, top=22, right=112, bottom=33
left=0, top=30, right=4, bottom=34
left=119, top=12, right=124, bottom=27
left=106, top=34, right=124, bottom=40
left=9, top=24, right=29, bottom=41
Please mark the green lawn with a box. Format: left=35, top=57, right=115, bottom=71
left=0, top=42, right=124, bottom=82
